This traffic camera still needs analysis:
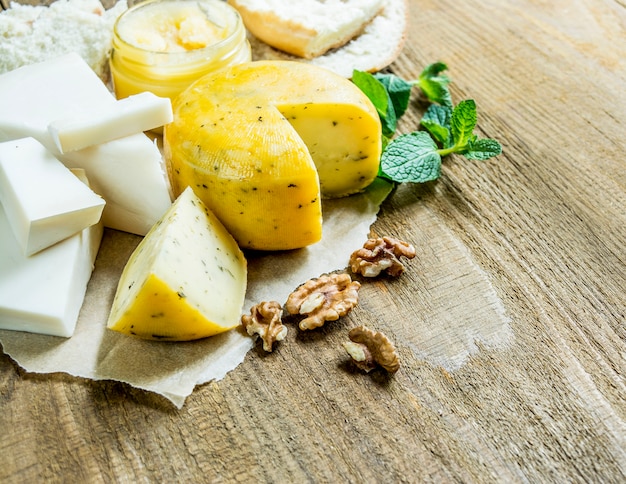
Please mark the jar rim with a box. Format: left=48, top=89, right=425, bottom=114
left=113, top=0, right=244, bottom=60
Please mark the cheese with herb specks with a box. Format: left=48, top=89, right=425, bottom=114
left=107, top=187, right=247, bottom=341
left=164, top=60, right=382, bottom=251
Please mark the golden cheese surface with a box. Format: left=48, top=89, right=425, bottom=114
left=163, top=60, right=382, bottom=251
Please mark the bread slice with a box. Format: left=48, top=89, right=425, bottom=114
left=228, top=0, right=385, bottom=59
left=0, top=0, right=127, bottom=81
left=242, top=0, right=409, bottom=78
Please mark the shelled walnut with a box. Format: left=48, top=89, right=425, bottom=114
left=342, top=325, right=400, bottom=373
left=349, top=236, right=416, bottom=277
left=285, top=273, right=361, bottom=330
left=241, top=301, right=287, bottom=352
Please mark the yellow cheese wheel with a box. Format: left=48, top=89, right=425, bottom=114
left=163, top=60, right=381, bottom=251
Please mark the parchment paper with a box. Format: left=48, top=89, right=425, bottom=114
left=0, top=179, right=392, bottom=408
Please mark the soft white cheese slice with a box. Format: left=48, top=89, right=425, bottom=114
left=0, top=182, right=103, bottom=338
left=48, top=91, right=173, bottom=154
left=0, top=52, right=172, bottom=236
left=0, top=137, right=105, bottom=256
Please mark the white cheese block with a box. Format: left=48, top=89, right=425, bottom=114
left=107, top=186, right=247, bottom=341
left=0, top=186, right=103, bottom=338
left=0, top=52, right=172, bottom=236
left=0, top=137, right=105, bottom=256
left=48, top=91, right=173, bottom=154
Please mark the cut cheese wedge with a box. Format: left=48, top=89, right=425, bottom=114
left=0, top=171, right=103, bottom=338
left=107, top=187, right=247, bottom=341
left=164, top=60, right=381, bottom=251
left=0, top=53, right=172, bottom=236
left=0, top=137, right=105, bottom=256
left=48, top=91, right=173, bottom=154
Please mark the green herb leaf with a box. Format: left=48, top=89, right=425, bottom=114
left=353, top=64, right=502, bottom=186
left=373, top=73, right=413, bottom=119
left=418, top=62, right=452, bottom=107
left=450, top=99, right=477, bottom=148
left=421, top=62, right=449, bottom=80
left=352, top=70, right=397, bottom=136
left=420, top=104, right=452, bottom=147
left=352, top=70, right=388, bottom=113
left=380, top=131, right=442, bottom=183
left=464, top=137, right=503, bottom=160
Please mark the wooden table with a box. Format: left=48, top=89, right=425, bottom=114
left=2, top=0, right=625, bottom=482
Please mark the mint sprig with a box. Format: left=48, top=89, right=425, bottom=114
left=353, top=63, right=502, bottom=184
left=380, top=100, right=502, bottom=183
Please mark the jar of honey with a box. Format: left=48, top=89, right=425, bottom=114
left=109, top=0, right=251, bottom=102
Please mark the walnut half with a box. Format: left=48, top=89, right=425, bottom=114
left=349, top=236, right=416, bottom=277
left=343, top=325, right=400, bottom=373
left=285, top=273, right=361, bottom=330
left=241, top=301, right=287, bottom=352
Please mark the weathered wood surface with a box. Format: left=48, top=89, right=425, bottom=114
left=2, top=0, right=625, bottom=482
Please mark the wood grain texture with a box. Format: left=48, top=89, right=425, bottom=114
left=1, top=0, right=625, bottom=482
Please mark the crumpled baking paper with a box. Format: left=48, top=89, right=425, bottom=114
left=0, top=179, right=392, bottom=408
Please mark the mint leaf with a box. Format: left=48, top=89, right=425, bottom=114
left=421, top=62, right=449, bottom=80
left=352, top=70, right=397, bottom=136
left=352, top=70, right=388, bottom=113
left=418, top=62, right=452, bottom=107
left=374, top=73, right=413, bottom=119
left=450, top=99, right=477, bottom=148
left=380, top=131, right=442, bottom=183
left=464, top=137, right=503, bottom=160
left=420, top=104, right=452, bottom=147
left=434, top=99, right=502, bottom=162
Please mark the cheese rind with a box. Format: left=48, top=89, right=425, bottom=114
left=0, top=138, right=105, bottom=255
left=0, top=53, right=172, bottom=236
left=48, top=92, right=173, bottom=154
left=0, top=182, right=103, bottom=338
left=164, top=60, right=381, bottom=250
left=107, top=186, right=247, bottom=341
left=164, top=95, right=323, bottom=250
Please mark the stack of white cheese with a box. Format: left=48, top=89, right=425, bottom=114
left=0, top=53, right=173, bottom=338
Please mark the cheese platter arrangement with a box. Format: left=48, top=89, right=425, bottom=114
left=0, top=0, right=412, bottom=405
left=0, top=0, right=503, bottom=406
left=4, top=1, right=626, bottom=482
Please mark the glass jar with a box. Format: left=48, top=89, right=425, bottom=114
left=109, top=0, right=251, bottom=102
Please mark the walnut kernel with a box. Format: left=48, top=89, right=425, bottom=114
left=343, top=325, right=400, bottom=373
left=241, top=301, right=287, bottom=352
left=285, top=273, right=361, bottom=330
left=349, top=236, right=416, bottom=277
